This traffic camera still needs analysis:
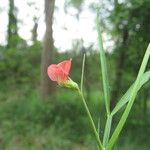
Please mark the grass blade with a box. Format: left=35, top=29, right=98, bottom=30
left=111, top=70, right=150, bottom=116
left=107, top=43, right=150, bottom=150
left=103, top=115, right=112, bottom=147
left=96, top=10, right=111, bottom=115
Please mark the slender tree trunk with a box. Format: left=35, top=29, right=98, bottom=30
left=7, top=0, right=18, bottom=48
left=41, top=0, right=55, bottom=98
left=32, top=17, right=38, bottom=43
left=111, top=27, right=129, bottom=109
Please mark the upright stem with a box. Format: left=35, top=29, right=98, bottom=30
left=78, top=88, right=103, bottom=150
left=80, top=54, right=85, bottom=92
left=103, top=115, right=112, bottom=147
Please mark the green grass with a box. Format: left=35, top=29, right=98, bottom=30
left=0, top=85, right=150, bottom=150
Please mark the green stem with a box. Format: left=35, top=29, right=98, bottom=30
left=78, top=88, right=103, bottom=150
left=80, top=54, right=85, bottom=92
left=103, top=115, right=112, bottom=147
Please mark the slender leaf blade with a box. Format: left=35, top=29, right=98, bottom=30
left=103, top=115, right=112, bottom=147
left=96, top=11, right=111, bottom=115
left=111, top=70, right=150, bottom=116
left=107, top=43, right=150, bottom=150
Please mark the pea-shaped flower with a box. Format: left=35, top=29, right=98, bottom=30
left=47, top=59, right=78, bottom=89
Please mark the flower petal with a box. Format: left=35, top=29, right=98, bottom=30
left=47, top=64, right=68, bottom=82
left=57, top=59, right=72, bottom=75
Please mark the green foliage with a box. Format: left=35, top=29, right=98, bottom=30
left=95, top=4, right=150, bottom=149
left=0, top=85, right=99, bottom=149
left=65, top=0, right=84, bottom=9
left=111, top=70, right=150, bottom=115
left=0, top=0, right=150, bottom=149
left=0, top=42, right=41, bottom=86
left=0, top=37, right=149, bottom=150
left=107, top=44, right=150, bottom=150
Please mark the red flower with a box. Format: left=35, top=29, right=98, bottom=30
left=47, top=59, right=72, bottom=84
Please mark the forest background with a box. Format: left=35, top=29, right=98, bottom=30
left=0, top=0, right=150, bottom=149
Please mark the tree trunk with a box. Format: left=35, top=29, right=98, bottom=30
left=41, top=0, right=55, bottom=98
left=111, top=27, right=129, bottom=109
left=7, top=0, right=18, bottom=48
left=32, top=17, right=38, bottom=43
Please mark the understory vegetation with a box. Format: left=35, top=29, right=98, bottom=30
left=0, top=44, right=149, bottom=149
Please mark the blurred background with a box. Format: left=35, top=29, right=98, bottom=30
left=0, top=0, right=150, bottom=149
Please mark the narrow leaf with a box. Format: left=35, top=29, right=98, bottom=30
left=103, top=115, right=112, bottom=147
left=111, top=70, right=150, bottom=116
left=107, top=43, right=150, bottom=150
left=96, top=11, right=111, bottom=115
